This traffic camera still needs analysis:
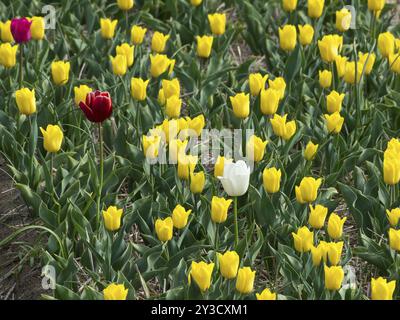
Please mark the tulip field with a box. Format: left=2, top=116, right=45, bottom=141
left=1, top=0, right=400, bottom=301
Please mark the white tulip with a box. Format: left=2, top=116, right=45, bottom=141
left=218, top=160, right=250, bottom=196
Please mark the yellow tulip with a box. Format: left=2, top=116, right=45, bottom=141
left=389, top=53, right=400, bottom=74
left=270, top=114, right=297, bottom=141
left=51, top=61, right=70, bottom=85
left=159, top=118, right=179, bottom=143
left=386, top=208, right=400, bottom=227
left=172, top=205, right=192, bottom=229
left=358, top=52, right=376, bottom=75
left=256, top=288, right=277, bottom=300
left=368, top=0, right=385, bottom=12
left=162, top=79, right=180, bottom=99
left=324, top=265, right=344, bottom=291
left=190, top=171, right=205, bottom=194
left=389, top=228, right=400, bottom=251
left=142, top=135, right=161, bottom=159
left=268, top=77, right=286, bottom=100
left=116, top=43, right=134, bottom=67
left=131, top=78, right=149, bottom=101
left=260, top=88, right=280, bottom=115
left=150, top=54, right=174, bottom=77
left=298, top=24, right=314, bottom=46
left=158, top=89, right=166, bottom=105
left=0, top=21, right=13, bottom=42
left=236, top=267, right=255, bottom=294
left=304, top=141, right=318, bottom=161
left=169, top=139, right=187, bottom=163
left=100, top=18, right=118, bottom=39
left=187, top=114, right=205, bottom=136
left=324, top=112, right=344, bottom=134
left=30, top=16, right=45, bottom=40
left=103, top=283, right=128, bottom=300
left=308, top=204, right=328, bottom=229
left=190, top=0, right=203, bottom=6
left=335, top=55, right=348, bottom=78
left=177, top=154, right=198, bottom=180
left=117, top=0, right=134, bottom=10
left=0, top=43, right=18, bottom=68
left=214, top=156, right=232, bottom=178
left=326, top=91, right=345, bottom=114
left=282, top=0, right=297, bottom=12
left=311, top=242, right=327, bottom=266
left=308, top=0, right=325, bottom=19
left=196, top=35, right=213, bottom=58
left=325, top=241, right=343, bottom=266
left=292, top=226, right=314, bottom=252
left=151, top=31, right=170, bottom=53
left=386, top=138, right=400, bottom=155
left=383, top=156, right=400, bottom=185
left=230, top=92, right=250, bottom=119
left=336, top=8, right=351, bottom=32
left=40, top=125, right=64, bottom=153
left=208, top=13, right=226, bottom=35
left=189, top=261, right=214, bottom=291
left=211, top=196, right=232, bottom=223
left=165, top=95, right=182, bottom=119
left=74, top=85, right=92, bottom=106
left=218, top=251, right=239, bottom=279
left=110, top=54, right=127, bottom=76
left=344, top=61, right=363, bottom=85
left=371, top=277, right=396, bottom=300
left=102, top=206, right=123, bottom=231
left=249, top=73, right=268, bottom=96
left=263, top=167, right=281, bottom=194
left=295, top=177, right=322, bottom=204
left=131, top=25, right=147, bottom=45
left=319, top=70, right=332, bottom=88
left=327, top=213, right=346, bottom=240
left=318, top=34, right=343, bottom=63
left=155, top=217, right=173, bottom=242
left=15, top=88, right=36, bottom=115
left=279, top=25, right=297, bottom=52
left=246, top=135, right=268, bottom=163
left=378, top=32, right=395, bottom=58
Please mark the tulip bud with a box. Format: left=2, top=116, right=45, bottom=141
left=230, top=92, right=250, bottom=119
left=103, top=283, right=128, bottom=300
left=51, top=61, right=70, bottom=86
left=155, top=217, right=173, bottom=242
left=177, top=154, right=198, bottom=180
left=249, top=73, right=268, bottom=97
left=100, top=18, right=118, bottom=39
left=324, top=112, right=344, bottom=134
left=110, top=54, right=127, bottom=76
left=298, top=24, right=314, bottom=46
left=218, top=160, right=250, bottom=197
left=326, top=241, right=343, bottom=266
left=188, top=114, right=205, bottom=136
left=311, top=242, right=327, bottom=266
left=116, top=43, right=134, bottom=67
left=131, top=25, right=147, bottom=45
left=308, top=204, right=328, bottom=229
left=344, top=61, right=363, bottom=85
left=336, top=8, right=351, bottom=32
left=150, top=54, right=174, bottom=78
left=327, top=213, right=346, bottom=240
left=196, top=35, right=213, bottom=58
left=235, top=267, right=255, bottom=294
left=262, top=167, right=281, bottom=194
left=318, top=34, right=343, bottom=63
left=270, top=114, right=297, bottom=141
left=0, top=20, right=14, bottom=42
left=282, top=0, right=297, bottom=12
left=218, top=251, right=239, bottom=279
left=214, top=156, right=231, bottom=178
left=190, top=171, right=205, bottom=194
left=74, top=85, right=92, bottom=106
left=326, top=91, right=345, bottom=114
left=211, top=196, right=232, bottom=223
left=371, top=277, right=396, bottom=300
left=246, top=135, right=268, bottom=163
left=102, top=206, right=123, bottom=231
left=30, top=16, right=45, bottom=40
left=295, top=177, right=322, bottom=204
left=117, top=0, right=134, bottom=10
left=260, top=88, right=280, bottom=115
left=324, top=265, right=344, bottom=291
left=171, top=205, right=192, bottom=229
left=165, top=95, right=182, bottom=119
left=292, top=226, right=314, bottom=252
left=142, top=135, right=161, bottom=159
left=308, top=0, right=325, bottom=19
left=358, top=52, right=376, bottom=75
left=383, top=156, right=400, bottom=185
left=386, top=208, right=400, bottom=227
left=208, top=13, right=226, bottom=35
left=268, top=77, right=286, bottom=100
left=162, top=79, right=181, bottom=99
left=169, top=139, right=187, bottom=163
left=378, top=32, right=395, bottom=58
left=190, top=0, right=203, bottom=6
left=151, top=31, right=170, bottom=53
left=0, top=43, right=18, bottom=68
left=131, top=78, right=149, bottom=101
left=256, top=288, right=277, bottom=300
left=319, top=70, right=332, bottom=88
left=389, top=228, right=400, bottom=251
left=40, top=125, right=64, bottom=153
left=389, top=53, right=400, bottom=74
left=15, top=88, right=36, bottom=115
left=279, top=25, right=297, bottom=52
left=368, top=0, right=385, bottom=12
left=11, top=18, right=32, bottom=43
left=189, top=261, right=214, bottom=291
left=304, top=141, right=318, bottom=161
left=335, top=55, right=348, bottom=78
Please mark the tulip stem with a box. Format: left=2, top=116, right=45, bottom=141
left=19, top=43, right=23, bottom=87
left=97, top=123, right=104, bottom=226
left=233, top=196, right=239, bottom=248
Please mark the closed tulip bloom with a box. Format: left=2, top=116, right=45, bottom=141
left=29, top=16, right=45, bottom=40
left=11, top=18, right=31, bottom=43
left=211, top=196, right=232, bottom=223
left=40, top=125, right=63, bottom=153
left=0, top=21, right=14, bottom=42
left=218, top=251, right=239, bottom=279
left=131, top=25, right=147, bottom=45
left=344, top=61, right=363, bottom=85
left=324, top=265, right=344, bottom=291
left=270, top=114, right=297, bottom=141
left=15, top=88, right=36, bottom=115
left=177, top=154, right=198, bottom=180
left=304, top=141, right=318, bottom=161
left=319, top=70, right=332, bottom=88
left=389, top=228, right=400, bottom=251
left=368, top=0, right=385, bottom=12
left=358, top=52, right=376, bottom=75
left=378, top=32, right=395, bottom=58
left=335, top=55, right=348, bottom=78
left=260, top=88, right=280, bottom=115
left=295, top=177, right=322, bottom=204
left=386, top=138, right=400, bottom=155
left=249, top=73, right=268, bottom=96
left=268, top=77, right=286, bottom=100
left=151, top=31, right=170, bottom=53
left=383, top=156, right=400, bottom=185
left=150, top=54, right=173, bottom=77
left=110, top=54, right=127, bottom=76
left=74, top=85, right=92, bottom=106
left=188, top=114, right=205, bottom=136
left=189, top=261, right=214, bottom=291
left=100, top=18, right=118, bottom=39
left=116, top=43, right=134, bottom=67
left=165, top=95, right=182, bottom=118
left=263, top=167, right=281, bottom=194
left=171, top=205, right=192, bottom=229
left=311, top=242, right=327, bottom=266
left=155, top=217, right=173, bottom=242
left=389, top=53, right=400, bottom=74
left=160, top=118, right=179, bottom=143
left=131, top=78, right=149, bottom=101
left=214, top=156, right=232, bottom=178
left=246, top=135, right=268, bottom=163
left=162, top=78, right=180, bottom=99
left=169, top=139, right=187, bottom=163
left=103, top=283, right=128, bottom=300
left=282, top=0, right=297, bottom=12
left=256, top=288, right=277, bottom=300
left=326, top=241, right=343, bottom=266
left=308, top=0, right=325, bottom=19
left=318, top=34, right=343, bottom=63
left=279, top=25, right=297, bottom=51
left=117, top=0, right=134, bottom=10
left=324, top=112, right=344, bottom=134
left=236, top=267, right=255, bottom=294
left=292, top=226, right=314, bottom=252
left=102, top=206, right=123, bottom=231
left=142, top=135, right=161, bottom=159
left=208, top=13, right=226, bottom=35
left=386, top=208, right=400, bottom=227
left=190, top=0, right=203, bottom=6
left=219, top=160, right=250, bottom=197
left=230, top=92, right=250, bottom=119
left=371, top=277, right=396, bottom=300
left=327, top=213, right=346, bottom=239
left=190, top=171, right=205, bottom=194
left=0, top=43, right=18, bottom=68
left=79, top=90, right=113, bottom=123
left=336, top=8, right=351, bottom=32
left=327, top=91, right=345, bottom=114
left=308, top=204, right=328, bottom=229
left=298, top=24, right=314, bottom=46
left=51, top=61, right=70, bottom=85
left=196, top=35, right=213, bottom=58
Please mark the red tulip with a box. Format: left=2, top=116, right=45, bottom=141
left=11, top=17, right=32, bottom=43
left=79, top=90, right=112, bottom=123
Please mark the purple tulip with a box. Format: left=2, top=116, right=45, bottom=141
left=11, top=18, right=32, bottom=43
